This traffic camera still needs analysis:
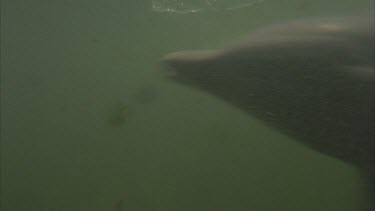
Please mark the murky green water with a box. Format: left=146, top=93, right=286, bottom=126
left=1, top=0, right=373, bottom=210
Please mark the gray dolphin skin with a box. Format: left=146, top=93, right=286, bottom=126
left=162, top=12, right=374, bottom=208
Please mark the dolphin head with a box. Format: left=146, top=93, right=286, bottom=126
left=162, top=13, right=375, bottom=172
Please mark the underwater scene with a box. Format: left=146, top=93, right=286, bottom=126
left=1, top=0, right=374, bottom=210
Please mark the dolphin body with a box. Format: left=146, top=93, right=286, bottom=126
left=162, top=13, right=374, bottom=207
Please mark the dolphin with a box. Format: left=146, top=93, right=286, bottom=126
left=162, top=12, right=374, bottom=208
